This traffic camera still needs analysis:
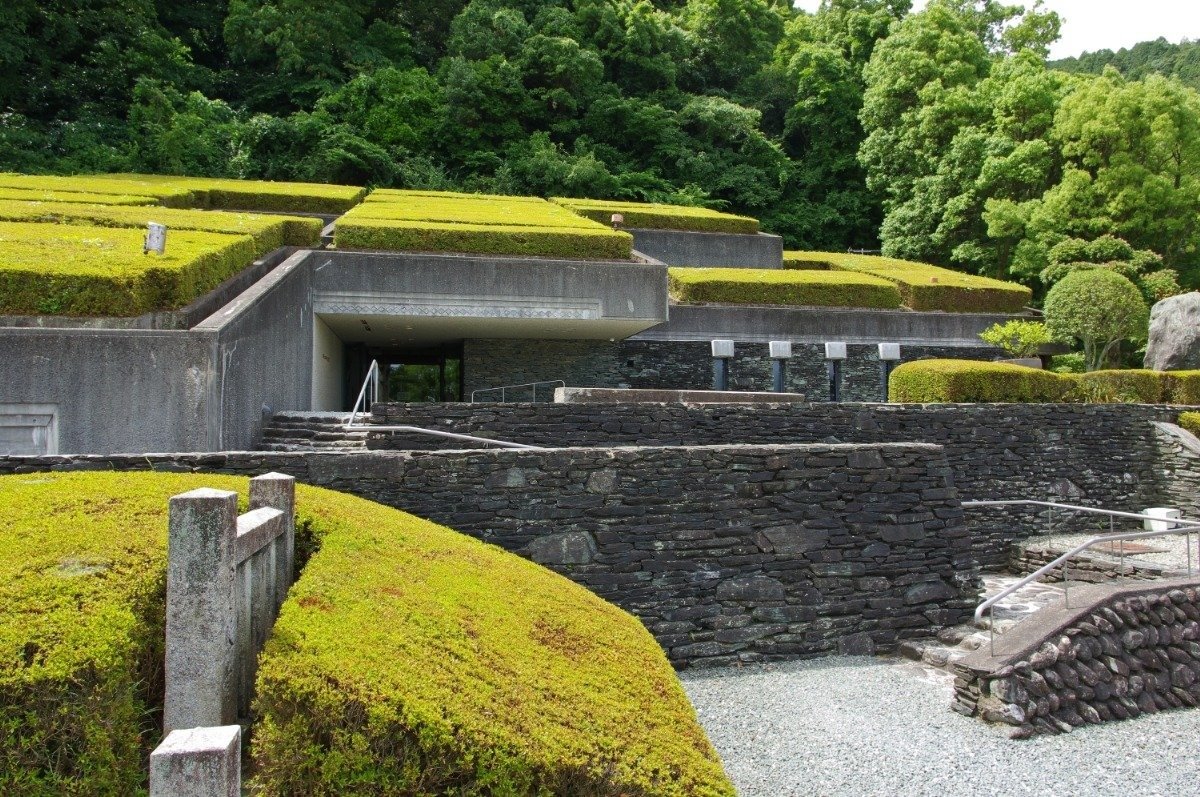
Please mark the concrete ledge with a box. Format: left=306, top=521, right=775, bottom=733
left=553, top=387, right=806, bottom=404
left=630, top=229, right=783, bottom=268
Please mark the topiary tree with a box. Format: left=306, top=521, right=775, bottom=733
left=978, top=319, right=1052, bottom=358
left=1043, top=269, right=1149, bottom=372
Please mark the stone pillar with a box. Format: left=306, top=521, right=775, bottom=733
left=250, top=472, right=296, bottom=611
left=150, top=725, right=241, bottom=797
left=165, top=489, right=238, bottom=733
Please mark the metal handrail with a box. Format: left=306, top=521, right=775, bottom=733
left=964, top=499, right=1200, bottom=654
left=343, top=360, right=543, bottom=449
left=470, top=380, right=565, bottom=403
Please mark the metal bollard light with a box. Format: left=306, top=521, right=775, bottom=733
left=825, top=341, right=847, bottom=401
left=769, top=340, right=792, bottom=393
left=878, top=342, right=901, bottom=401
left=711, top=339, right=734, bottom=391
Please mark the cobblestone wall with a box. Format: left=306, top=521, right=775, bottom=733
left=954, top=580, right=1200, bottom=737
left=0, top=443, right=977, bottom=668
left=369, top=402, right=1195, bottom=566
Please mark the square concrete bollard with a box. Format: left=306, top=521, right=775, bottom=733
left=150, top=725, right=241, bottom=797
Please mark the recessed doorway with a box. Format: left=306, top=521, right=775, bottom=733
left=344, top=342, right=463, bottom=406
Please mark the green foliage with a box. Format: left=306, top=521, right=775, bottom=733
left=0, top=472, right=251, bottom=796
left=978, top=320, right=1052, bottom=358
left=0, top=222, right=258, bottom=316
left=1041, top=234, right=1184, bottom=305
left=1168, top=372, right=1200, bottom=406
left=1075, top=370, right=1169, bottom=404
left=252, top=484, right=733, bottom=796
left=355, top=192, right=605, bottom=229
left=554, top=198, right=760, bottom=234
left=1180, top=411, right=1200, bottom=435
left=102, top=174, right=367, bottom=214
left=1052, top=39, right=1200, bottom=93
left=783, top=251, right=1032, bottom=312
left=667, top=267, right=902, bottom=309
left=1043, top=269, right=1150, bottom=371
left=0, top=201, right=321, bottom=253
left=0, top=188, right=158, bottom=207
left=888, top=359, right=1079, bottom=403
left=1049, top=352, right=1086, bottom=374
left=335, top=218, right=633, bottom=260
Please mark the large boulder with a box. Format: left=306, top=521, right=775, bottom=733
left=1145, top=292, right=1200, bottom=371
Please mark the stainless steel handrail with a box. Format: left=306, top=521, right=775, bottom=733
left=964, top=499, right=1200, bottom=654
left=343, top=360, right=543, bottom=449
left=470, top=380, right=565, bottom=403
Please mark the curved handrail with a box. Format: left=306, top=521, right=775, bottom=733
left=964, top=499, right=1200, bottom=654
left=470, top=380, right=565, bottom=403
left=347, top=359, right=380, bottom=428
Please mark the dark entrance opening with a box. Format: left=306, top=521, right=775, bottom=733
left=344, top=342, right=463, bottom=406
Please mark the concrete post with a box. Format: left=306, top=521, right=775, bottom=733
left=769, top=341, right=792, bottom=393
left=249, top=472, right=296, bottom=611
left=165, top=489, right=239, bottom=733
left=825, top=342, right=847, bottom=402
left=150, top=725, right=241, bottom=797
left=711, top=339, right=734, bottom=391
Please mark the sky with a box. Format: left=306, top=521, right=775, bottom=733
left=791, top=0, right=1200, bottom=60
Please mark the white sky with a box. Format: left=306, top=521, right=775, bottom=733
left=791, top=0, right=1200, bottom=60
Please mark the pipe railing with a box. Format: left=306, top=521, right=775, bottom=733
left=470, top=380, right=565, bottom=403
left=963, top=499, right=1200, bottom=655
left=343, top=360, right=544, bottom=450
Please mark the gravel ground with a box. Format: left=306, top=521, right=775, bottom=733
left=682, top=656, right=1200, bottom=797
left=1040, top=527, right=1200, bottom=573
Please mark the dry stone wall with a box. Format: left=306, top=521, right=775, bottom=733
left=369, top=402, right=1195, bottom=566
left=0, top=442, right=977, bottom=668
left=954, top=579, right=1200, bottom=737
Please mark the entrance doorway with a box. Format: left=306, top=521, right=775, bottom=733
left=344, top=343, right=463, bottom=406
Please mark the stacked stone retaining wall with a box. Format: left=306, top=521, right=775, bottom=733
left=369, top=402, right=1196, bottom=566
left=0, top=443, right=977, bottom=668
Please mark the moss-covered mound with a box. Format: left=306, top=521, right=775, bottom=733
left=101, top=174, right=367, bottom=214
left=0, top=222, right=257, bottom=316
left=668, top=266, right=902, bottom=309
left=888, top=359, right=1080, bottom=403
left=0, top=472, right=249, bottom=795
left=335, top=218, right=632, bottom=260
left=253, top=484, right=731, bottom=796
left=553, top=198, right=760, bottom=235
left=353, top=191, right=601, bottom=229
left=0, top=472, right=731, bottom=797
left=0, top=201, right=321, bottom=255
left=0, top=174, right=197, bottom=207
left=783, top=251, right=1032, bottom=313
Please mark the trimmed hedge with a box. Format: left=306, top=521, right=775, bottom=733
left=0, top=174, right=195, bottom=207
left=0, top=188, right=160, bottom=206
left=888, top=360, right=1080, bottom=403
left=1, top=471, right=732, bottom=796
left=1181, top=412, right=1200, bottom=435
left=335, top=218, right=633, bottom=260
left=783, top=251, right=1032, bottom=313
left=0, top=201, right=321, bottom=255
left=0, top=471, right=250, bottom=796
left=0, top=222, right=258, bottom=315
left=252, top=485, right=732, bottom=796
left=668, top=267, right=902, bottom=309
left=780, top=253, right=831, bottom=270
left=889, top=361, right=1200, bottom=404
left=349, top=194, right=606, bottom=230
left=1076, top=369, right=1170, bottom=404
left=367, top=188, right=547, bottom=204
left=553, top=198, right=761, bottom=235
left=102, top=174, right=367, bottom=214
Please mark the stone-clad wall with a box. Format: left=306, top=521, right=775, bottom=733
left=0, top=443, right=978, bottom=668
left=954, top=580, right=1200, bottom=737
left=369, top=402, right=1194, bottom=566
left=461, top=338, right=998, bottom=401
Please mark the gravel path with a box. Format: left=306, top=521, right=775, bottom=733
left=682, top=656, right=1200, bottom=797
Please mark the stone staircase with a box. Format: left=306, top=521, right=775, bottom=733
left=259, top=412, right=368, bottom=452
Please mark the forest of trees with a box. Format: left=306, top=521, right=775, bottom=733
left=2, top=0, right=1199, bottom=289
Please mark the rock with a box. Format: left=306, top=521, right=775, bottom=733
left=904, top=580, right=955, bottom=605
left=838, top=632, right=875, bottom=656
left=1146, top=292, right=1200, bottom=370
left=716, top=575, right=786, bottom=602
left=524, top=531, right=597, bottom=565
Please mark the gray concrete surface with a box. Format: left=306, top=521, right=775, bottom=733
left=150, top=725, right=241, bottom=797
left=553, top=387, right=807, bottom=404
left=682, top=656, right=1200, bottom=797
left=631, top=228, right=783, bottom=268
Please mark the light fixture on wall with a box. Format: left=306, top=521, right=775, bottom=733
left=768, top=340, right=792, bottom=393
left=878, top=342, right=901, bottom=402
left=711, top=339, right=734, bottom=391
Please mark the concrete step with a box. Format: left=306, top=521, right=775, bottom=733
left=259, top=412, right=370, bottom=452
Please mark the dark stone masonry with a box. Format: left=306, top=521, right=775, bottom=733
left=369, top=402, right=1200, bottom=566
left=954, top=579, right=1200, bottom=737
left=0, top=442, right=978, bottom=668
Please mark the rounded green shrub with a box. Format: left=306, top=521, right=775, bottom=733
left=1043, top=269, right=1149, bottom=372
left=888, top=359, right=1079, bottom=403
left=1181, top=411, right=1200, bottom=435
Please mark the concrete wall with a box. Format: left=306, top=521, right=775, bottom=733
left=0, top=443, right=978, bottom=668
left=195, top=251, right=314, bottom=451
left=366, top=402, right=1200, bottom=567
left=631, top=229, right=783, bottom=268
left=0, top=328, right=216, bottom=454
left=311, top=316, right=344, bottom=411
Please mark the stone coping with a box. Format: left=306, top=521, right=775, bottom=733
left=552, top=387, right=807, bottom=404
